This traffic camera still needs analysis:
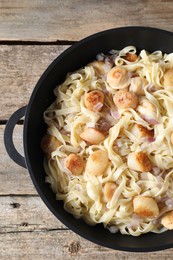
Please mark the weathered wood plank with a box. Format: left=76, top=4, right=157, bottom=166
left=0, top=0, right=173, bottom=42
left=0, top=125, right=37, bottom=195
left=0, top=45, right=68, bottom=120
left=0, top=195, right=66, bottom=232
left=0, top=193, right=173, bottom=259
left=0, top=229, right=173, bottom=260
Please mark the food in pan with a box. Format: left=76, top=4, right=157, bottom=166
left=41, top=46, right=173, bottom=236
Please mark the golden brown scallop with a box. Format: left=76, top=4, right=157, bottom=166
left=140, top=99, right=156, bottom=112
left=41, top=135, right=61, bottom=154
left=171, top=132, right=173, bottom=145
left=163, top=68, right=173, bottom=88
left=113, top=90, right=138, bottom=109
left=129, top=76, right=148, bottom=95
left=133, top=196, right=159, bottom=218
left=127, top=151, right=152, bottom=172
left=125, top=53, right=138, bottom=62
left=107, top=66, right=130, bottom=89
left=137, top=99, right=158, bottom=124
left=86, top=150, right=109, bottom=176
left=84, top=90, right=104, bottom=112
left=161, top=211, right=173, bottom=229
left=65, top=154, right=84, bottom=175
left=88, top=60, right=112, bottom=76
left=80, top=128, right=105, bottom=144
left=131, top=124, right=154, bottom=139
left=102, top=182, right=117, bottom=203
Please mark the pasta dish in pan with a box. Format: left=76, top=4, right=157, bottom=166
left=41, top=46, right=173, bottom=236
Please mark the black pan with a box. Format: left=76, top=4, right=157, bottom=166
left=4, top=27, right=173, bottom=252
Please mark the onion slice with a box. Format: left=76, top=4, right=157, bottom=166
left=93, top=102, right=103, bottom=111
left=117, top=139, right=122, bottom=147
left=143, top=116, right=159, bottom=125
left=147, top=119, right=159, bottom=125
left=99, top=120, right=112, bottom=132
left=86, top=122, right=96, bottom=128
left=140, top=172, right=148, bottom=179
left=165, top=198, right=173, bottom=208
left=148, top=137, right=155, bottom=143
left=96, top=53, right=105, bottom=61
left=110, top=110, right=120, bottom=120
left=107, top=225, right=119, bottom=233
left=152, top=166, right=161, bottom=175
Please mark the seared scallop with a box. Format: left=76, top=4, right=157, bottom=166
left=129, top=77, right=147, bottom=95
left=113, top=90, right=138, bottom=109
left=107, top=66, right=130, bottom=89
left=171, top=132, right=173, bottom=145
left=88, top=60, right=112, bottom=76
left=80, top=128, right=105, bottom=144
left=140, top=99, right=157, bottom=113
left=65, top=154, right=84, bottom=175
left=161, top=211, right=173, bottom=229
left=163, top=68, right=173, bottom=88
left=84, top=90, right=104, bottom=112
left=86, top=150, right=109, bottom=176
left=41, top=134, right=61, bottom=154
left=124, top=53, right=138, bottom=62
left=127, top=151, right=152, bottom=172
left=102, top=182, right=117, bottom=203
left=138, top=99, right=158, bottom=124
left=133, top=196, right=159, bottom=218
left=131, top=124, right=154, bottom=139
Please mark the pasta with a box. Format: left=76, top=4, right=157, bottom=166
left=42, top=46, right=173, bottom=236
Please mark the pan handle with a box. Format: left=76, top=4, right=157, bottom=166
left=4, top=106, right=27, bottom=169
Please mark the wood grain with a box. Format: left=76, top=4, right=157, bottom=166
left=0, top=125, right=37, bottom=195
left=0, top=45, right=68, bottom=120
left=0, top=229, right=173, bottom=260
left=0, top=195, right=66, bottom=233
left=0, top=0, right=173, bottom=42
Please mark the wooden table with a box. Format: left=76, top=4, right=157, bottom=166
left=1, top=1, right=173, bottom=259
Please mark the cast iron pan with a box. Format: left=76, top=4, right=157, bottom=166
left=4, top=27, right=173, bottom=252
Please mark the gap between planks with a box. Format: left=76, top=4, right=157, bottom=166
left=0, top=40, right=76, bottom=45
left=1, top=0, right=173, bottom=42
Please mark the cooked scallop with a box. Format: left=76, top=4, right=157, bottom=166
left=86, top=150, right=109, bottom=176
left=129, top=77, right=147, bottom=95
left=161, top=211, right=173, bottom=229
left=84, top=90, right=104, bottom=112
left=131, top=124, right=154, bottom=139
left=133, top=196, right=159, bottom=218
left=125, top=53, right=138, bottom=62
left=127, top=151, right=152, bottom=172
left=107, top=66, right=130, bottom=89
left=113, top=90, right=138, bottom=109
left=88, top=60, right=112, bottom=76
left=171, top=132, right=173, bottom=145
left=102, top=182, right=117, bottom=203
left=41, top=134, right=61, bottom=154
left=65, top=154, right=84, bottom=175
left=140, top=99, right=156, bottom=112
left=80, top=128, right=105, bottom=144
left=163, top=68, right=173, bottom=88
left=138, top=99, right=158, bottom=124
